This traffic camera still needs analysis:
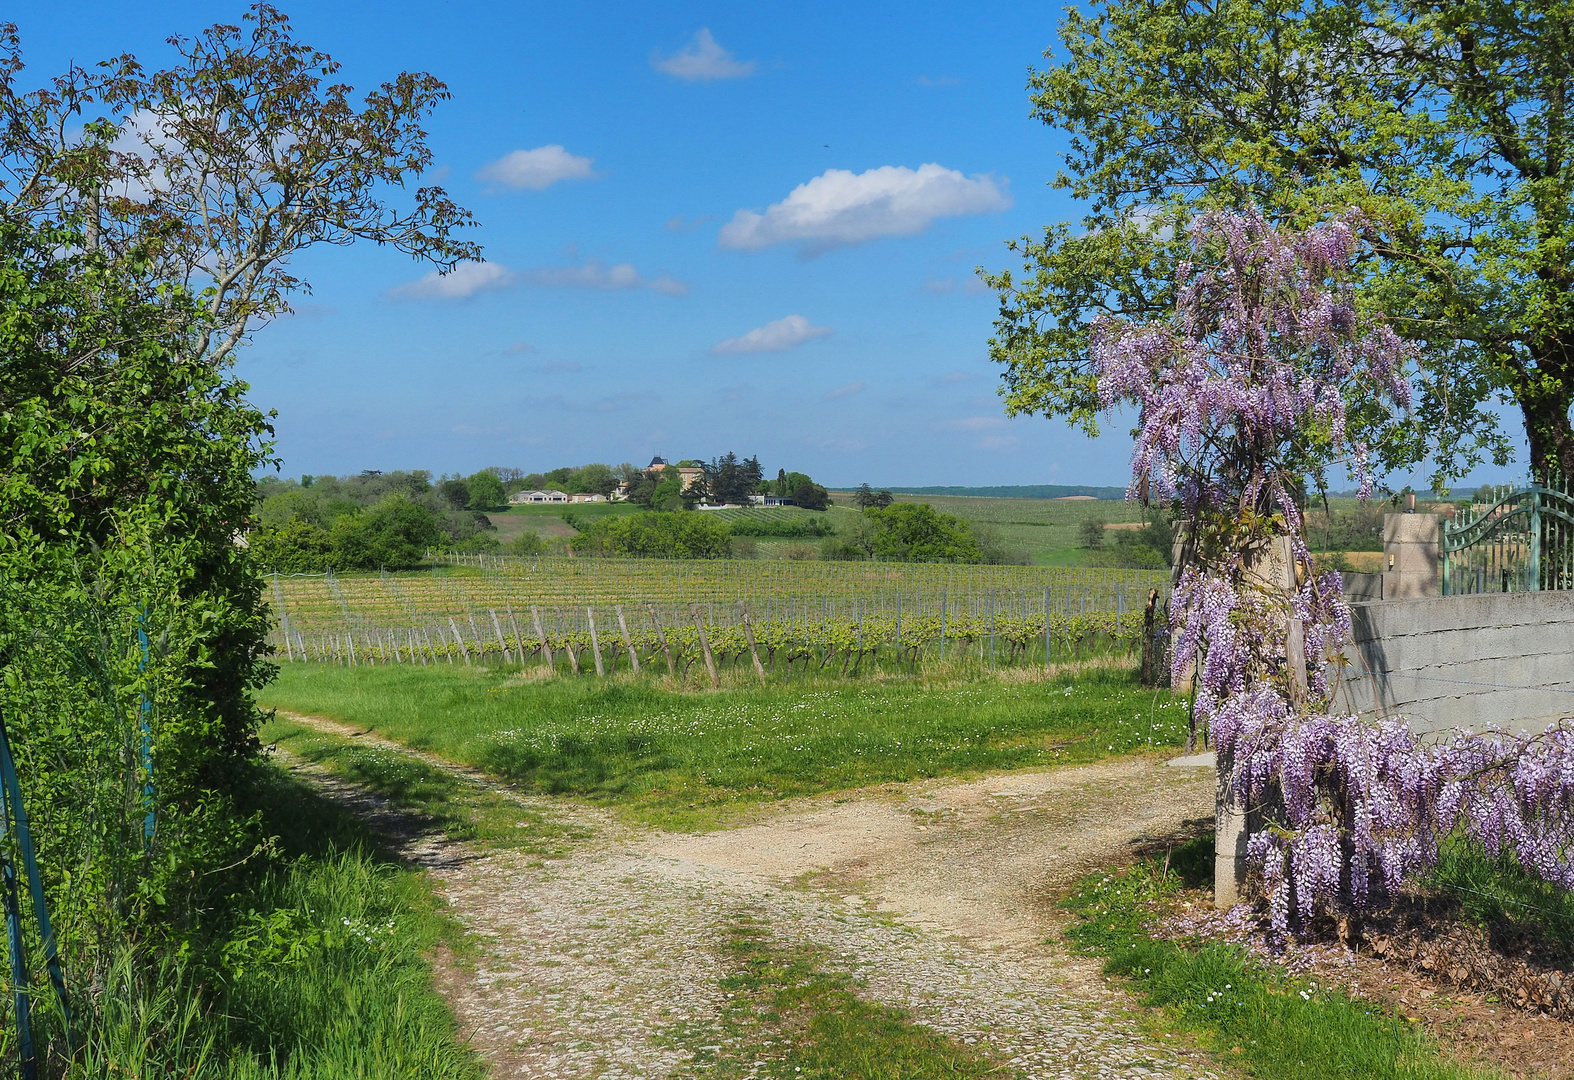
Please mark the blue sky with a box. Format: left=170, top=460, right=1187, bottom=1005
left=15, top=2, right=1527, bottom=489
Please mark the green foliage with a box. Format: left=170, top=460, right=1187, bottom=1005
left=716, top=510, right=835, bottom=538
left=248, top=518, right=334, bottom=573
left=464, top=470, right=505, bottom=511
left=789, top=477, right=830, bottom=511
left=329, top=496, right=445, bottom=570
left=858, top=503, right=983, bottom=562
left=1063, top=858, right=1494, bottom=1080
left=259, top=665, right=1184, bottom=829
left=984, top=0, right=1574, bottom=483
left=570, top=511, right=733, bottom=558
left=1079, top=518, right=1107, bottom=550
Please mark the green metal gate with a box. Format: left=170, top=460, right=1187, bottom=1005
left=1442, top=479, right=1574, bottom=594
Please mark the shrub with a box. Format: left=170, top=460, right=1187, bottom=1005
left=570, top=511, right=732, bottom=558
left=861, top=503, right=982, bottom=562
left=329, top=496, right=444, bottom=569
left=249, top=518, right=333, bottom=572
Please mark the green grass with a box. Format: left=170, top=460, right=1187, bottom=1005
left=666, top=911, right=1005, bottom=1079
left=262, top=714, right=589, bottom=854
left=72, top=763, right=484, bottom=1079
left=1424, top=837, right=1574, bottom=955
left=259, top=664, right=1187, bottom=829
left=1063, top=837, right=1498, bottom=1080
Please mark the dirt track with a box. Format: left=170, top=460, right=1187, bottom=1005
left=281, top=712, right=1223, bottom=1078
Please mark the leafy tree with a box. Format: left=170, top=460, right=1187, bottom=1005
left=700, top=452, right=763, bottom=505
left=648, top=465, right=687, bottom=511
left=437, top=476, right=469, bottom=510
left=466, top=469, right=505, bottom=510
left=985, top=0, right=1574, bottom=482
left=789, top=477, right=830, bottom=511
left=853, top=483, right=894, bottom=509
left=569, top=462, right=617, bottom=497
left=1078, top=518, right=1107, bottom=550
left=0, top=5, right=479, bottom=366
left=858, top=504, right=982, bottom=562
left=248, top=517, right=332, bottom=572
left=328, top=496, right=443, bottom=569
left=570, top=512, right=731, bottom=558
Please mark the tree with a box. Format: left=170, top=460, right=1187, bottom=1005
left=248, top=517, right=331, bottom=571
left=329, top=495, right=443, bottom=569
left=437, top=476, right=469, bottom=510
left=569, top=462, right=617, bottom=498
left=466, top=470, right=505, bottom=510
left=789, top=477, right=830, bottom=511
left=1101, top=210, right=1574, bottom=937
left=860, top=504, right=982, bottom=562
left=700, top=451, right=763, bottom=505
left=1077, top=518, right=1106, bottom=550
left=986, top=0, right=1574, bottom=483
left=852, top=483, right=894, bottom=509
left=0, top=5, right=479, bottom=367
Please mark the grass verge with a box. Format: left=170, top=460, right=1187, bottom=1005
left=668, top=911, right=1003, bottom=1079
left=1062, top=837, right=1498, bottom=1080
left=259, top=664, right=1187, bottom=829
left=262, top=713, right=589, bottom=854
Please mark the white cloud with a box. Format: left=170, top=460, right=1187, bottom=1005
left=823, top=381, right=866, bottom=400
left=945, top=415, right=1007, bottom=431
left=522, top=259, right=687, bottom=295
left=651, top=29, right=755, bottom=81
left=713, top=314, right=832, bottom=355
left=648, top=274, right=690, bottom=296
left=389, top=261, right=513, bottom=301
left=719, top=164, right=1011, bottom=254
left=503, top=341, right=535, bottom=355
left=476, top=145, right=597, bottom=191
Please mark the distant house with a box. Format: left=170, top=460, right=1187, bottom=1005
left=645, top=455, right=704, bottom=492
left=508, top=489, right=569, bottom=504
left=566, top=492, right=606, bottom=503
left=748, top=495, right=792, bottom=507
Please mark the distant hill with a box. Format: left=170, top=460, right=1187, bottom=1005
left=841, top=484, right=1131, bottom=500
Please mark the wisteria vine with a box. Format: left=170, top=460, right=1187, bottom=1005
left=1095, top=210, right=1574, bottom=935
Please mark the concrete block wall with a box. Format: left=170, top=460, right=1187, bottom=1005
left=1337, top=590, right=1574, bottom=735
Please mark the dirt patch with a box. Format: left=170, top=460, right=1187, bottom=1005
left=277, top=714, right=1227, bottom=1077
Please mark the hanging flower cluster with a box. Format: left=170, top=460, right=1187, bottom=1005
left=1095, top=209, right=1574, bottom=935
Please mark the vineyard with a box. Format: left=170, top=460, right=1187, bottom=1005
left=267, top=555, right=1171, bottom=678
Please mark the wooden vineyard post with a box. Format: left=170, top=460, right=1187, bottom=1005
left=1141, top=588, right=1159, bottom=687
left=649, top=603, right=675, bottom=674
left=491, top=610, right=511, bottom=664
left=347, top=632, right=358, bottom=667
left=736, top=602, right=766, bottom=683
left=615, top=605, right=640, bottom=673
left=1044, top=586, right=1053, bottom=668
left=508, top=607, right=525, bottom=667
left=560, top=611, right=581, bottom=675
left=531, top=606, right=554, bottom=673
left=449, top=618, right=471, bottom=665
left=931, top=591, right=944, bottom=661
left=690, top=603, right=720, bottom=689
left=987, top=589, right=995, bottom=668
left=587, top=607, right=606, bottom=676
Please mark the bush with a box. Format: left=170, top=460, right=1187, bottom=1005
left=329, top=496, right=444, bottom=569
left=249, top=518, right=333, bottom=573
left=508, top=531, right=546, bottom=556
left=861, top=503, right=982, bottom=562
left=726, top=515, right=834, bottom=538
left=570, top=511, right=732, bottom=558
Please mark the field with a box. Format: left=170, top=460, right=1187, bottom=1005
left=266, top=556, right=1170, bottom=673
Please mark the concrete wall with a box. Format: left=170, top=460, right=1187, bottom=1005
left=1338, top=590, right=1574, bottom=735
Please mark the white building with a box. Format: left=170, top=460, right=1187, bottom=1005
left=508, top=489, right=570, bottom=504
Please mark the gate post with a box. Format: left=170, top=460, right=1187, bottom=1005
left=1382, top=513, right=1441, bottom=599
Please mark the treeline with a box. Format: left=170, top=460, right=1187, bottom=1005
left=251, top=471, right=505, bottom=571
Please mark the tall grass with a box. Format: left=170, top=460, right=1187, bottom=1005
left=259, top=663, right=1188, bottom=828
left=39, top=765, right=483, bottom=1079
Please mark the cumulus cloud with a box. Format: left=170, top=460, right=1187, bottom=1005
left=476, top=145, right=597, bottom=190
left=719, top=164, right=1011, bottom=254
left=822, top=381, right=866, bottom=400
left=388, top=261, right=513, bottom=301
left=713, top=314, right=832, bottom=355
left=521, top=259, right=688, bottom=295
left=651, top=29, right=755, bottom=81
